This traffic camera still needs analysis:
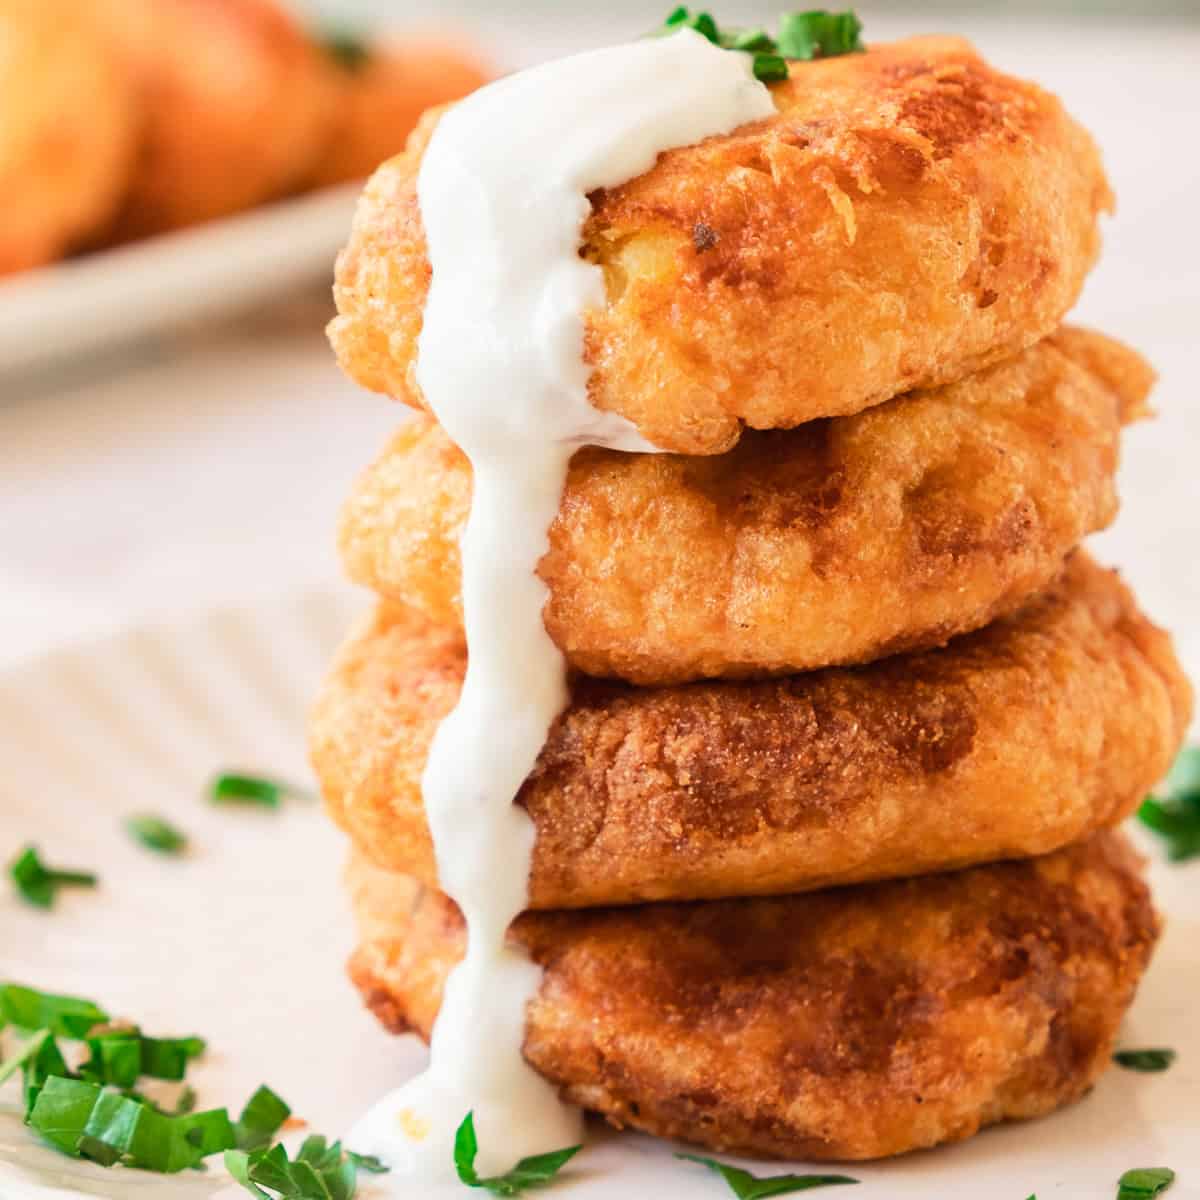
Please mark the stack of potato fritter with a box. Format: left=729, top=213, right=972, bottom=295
left=312, top=36, right=1191, bottom=1162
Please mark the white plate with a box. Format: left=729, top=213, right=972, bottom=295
left=0, top=185, right=359, bottom=378
left=1, top=594, right=1197, bottom=1199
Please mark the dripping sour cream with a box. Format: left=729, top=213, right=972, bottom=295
left=348, top=29, right=774, bottom=1191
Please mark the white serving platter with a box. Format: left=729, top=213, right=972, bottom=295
left=0, top=185, right=360, bottom=379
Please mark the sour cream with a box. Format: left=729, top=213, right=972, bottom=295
left=349, top=29, right=774, bottom=1191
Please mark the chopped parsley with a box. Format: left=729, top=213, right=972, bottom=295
left=677, top=1153, right=858, bottom=1197
left=226, top=1135, right=382, bottom=1199
left=8, top=846, right=97, bottom=909
left=235, top=1084, right=293, bottom=1151
left=656, top=8, right=864, bottom=81
left=346, top=1150, right=389, bottom=1173
left=777, top=10, right=864, bottom=60
left=125, top=815, right=188, bottom=855
left=27, top=1076, right=235, bottom=1172
left=1114, top=1048, right=1176, bottom=1072
left=1118, top=1168, right=1176, bottom=1199
left=454, top=1112, right=581, bottom=1196
left=0, top=982, right=107, bottom=1037
left=80, top=1029, right=206, bottom=1087
left=209, top=772, right=313, bottom=808
left=1138, top=747, right=1200, bottom=862
left=0, top=983, right=378, bottom=1194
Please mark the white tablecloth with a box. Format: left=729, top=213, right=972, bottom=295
left=1, top=16, right=1197, bottom=714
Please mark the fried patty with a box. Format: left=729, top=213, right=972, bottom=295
left=341, top=329, right=1149, bottom=685
left=329, top=36, right=1111, bottom=453
left=0, top=0, right=136, bottom=274
left=100, top=0, right=341, bottom=238
left=310, top=38, right=492, bottom=188
left=347, top=831, right=1159, bottom=1161
left=310, top=555, right=1190, bottom=908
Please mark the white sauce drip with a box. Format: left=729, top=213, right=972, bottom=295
left=349, top=30, right=774, bottom=1192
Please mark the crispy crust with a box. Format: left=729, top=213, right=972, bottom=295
left=100, top=0, right=341, bottom=238
left=346, top=832, right=1160, bottom=1161
left=329, top=36, right=1111, bottom=453
left=310, top=555, right=1191, bottom=908
left=341, top=329, right=1151, bottom=684
left=0, top=0, right=137, bottom=274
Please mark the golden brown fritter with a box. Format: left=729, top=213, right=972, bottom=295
left=329, top=36, right=1112, bottom=453
left=347, top=832, right=1159, bottom=1161
left=310, top=37, right=493, bottom=188
left=341, top=329, right=1150, bottom=685
left=310, top=555, right=1191, bottom=908
left=99, top=0, right=341, bottom=238
left=0, top=0, right=137, bottom=274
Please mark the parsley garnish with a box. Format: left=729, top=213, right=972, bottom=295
left=79, top=1029, right=206, bottom=1087
left=126, top=815, right=188, bottom=855
left=1118, top=1168, right=1175, bottom=1199
left=235, top=1084, right=293, bottom=1150
left=0, top=982, right=108, bottom=1037
left=346, top=1150, right=389, bottom=1173
left=777, top=10, right=864, bottom=60
left=454, top=1112, right=581, bottom=1196
left=210, top=772, right=312, bottom=808
left=1114, top=1048, right=1176, bottom=1072
left=0, top=984, right=347, bottom=1189
left=226, top=1135, right=378, bottom=1199
left=1139, top=747, right=1200, bottom=861
left=27, top=1075, right=235, bottom=1172
left=677, top=1153, right=858, bottom=1197
left=657, top=8, right=864, bottom=81
left=8, top=846, right=97, bottom=909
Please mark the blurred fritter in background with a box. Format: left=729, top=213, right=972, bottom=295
left=0, top=0, right=491, bottom=274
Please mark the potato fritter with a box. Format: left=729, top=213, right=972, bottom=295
left=341, top=329, right=1150, bottom=685
left=347, top=832, right=1159, bottom=1161
left=310, top=555, right=1190, bottom=908
left=310, top=37, right=492, bottom=188
left=100, top=0, right=341, bottom=238
left=329, top=36, right=1111, bottom=453
left=0, top=0, right=136, bottom=274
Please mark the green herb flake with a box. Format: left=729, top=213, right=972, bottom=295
left=1114, top=1048, right=1176, bottom=1072
left=80, top=1030, right=206, bottom=1086
left=210, top=772, right=313, bottom=808
left=777, top=10, right=864, bottom=60
left=226, top=1135, right=362, bottom=1200
left=0, top=982, right=108, bottom=1038
left=655, top=8, right=864, bottom=85
left=346, top=1149, right=390, bottom=1173
left=235, top=1084, right=292, bottom=1151
left=8, top=846, right=97, bottom=909
left=454, top=1112, right=581, bottom=1196
left=753, top=54, right=789, bottom=82
left=726, top=27, right=774, bottom=52
left=27, top=1076, right=235, bottom=1173
left=677, top=1153, right=858, bottom=1198
left=1117, top=1167, right=1176, bottom=1200
left=319, top=27, right=372, bottom=72
left=126, top=815, right=188, bottom=855
left=1139, top=747, right=1200, bottom=862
